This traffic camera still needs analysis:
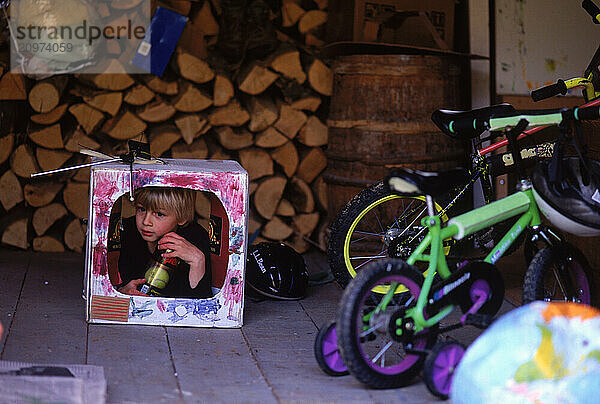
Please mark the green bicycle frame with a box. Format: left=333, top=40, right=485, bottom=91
left=482, top=190, right=542, bottom=265
left=489, top=113, right=564, bottom=132
left=382, top=189, right=542, bottom=334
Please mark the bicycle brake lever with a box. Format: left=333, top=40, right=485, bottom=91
left=505, top=119, right=530, bottom=180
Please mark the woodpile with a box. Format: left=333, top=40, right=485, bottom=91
left=0, top=0, right=332, bottom=254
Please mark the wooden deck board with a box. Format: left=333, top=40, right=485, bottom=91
left=2, top=252, right=86, bottom=364
left=87, top=325, right=181, bottom=404
left=0, top=251, right=28, bottom=354
left=167, top=327, right=277, bottom=404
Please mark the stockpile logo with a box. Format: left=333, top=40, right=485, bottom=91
left=9, top=0, right=150, bottom=74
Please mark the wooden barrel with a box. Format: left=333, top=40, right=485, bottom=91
left=324, top=53, right=470, bottom=221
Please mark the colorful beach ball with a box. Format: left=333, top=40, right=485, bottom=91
left=452, top=302, right=600, bottom=404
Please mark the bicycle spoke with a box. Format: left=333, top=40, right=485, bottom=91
left=360, top=322, right=383, bottom=338
left=372, top=341, right=393, bottom=365
left=350, top=255, right=389, bottom=262
left=551, top=265, right=567, bottom=299
left=352, top=255, right=386, bottom=271
left=405, top=225, right=428, bottom=244
left=397, top=198, right=418, bottom=222
left=361, top=204, right=389, bottom=237
left=373, top=207, right=385, bottom=233
left=349, top=231, right=385, bottom=246
left=352, top=230, right=385, bottom=237
left=394, top=206, right=427, bottom=238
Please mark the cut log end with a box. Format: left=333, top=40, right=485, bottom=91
left=254, top=176, right=287, bottom=220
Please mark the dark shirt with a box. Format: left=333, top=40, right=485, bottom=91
left=117, top=216, right=212, bottom=298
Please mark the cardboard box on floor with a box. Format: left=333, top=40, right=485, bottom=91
left=84, top=159, right=249, bottom=328
left=327, top=0, right=456, bottom=50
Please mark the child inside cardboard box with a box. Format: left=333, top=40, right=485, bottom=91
left=107, top=187, right=213, bottom=299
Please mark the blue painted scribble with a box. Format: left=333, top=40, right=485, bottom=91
left=133, top=170, right=161, bottom=189
left=166, top=298, right=221, bottom=322
left=229, top=225, right=245, bottom=252
left=130, top=298, right=154, bottom=319
left=230, top=254, right=240, bottom=267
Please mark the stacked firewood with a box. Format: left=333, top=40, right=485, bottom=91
left=0, top=0, right=332, bottom=253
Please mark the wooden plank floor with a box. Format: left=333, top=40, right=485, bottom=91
left=0, top=249, right=518, bottom=404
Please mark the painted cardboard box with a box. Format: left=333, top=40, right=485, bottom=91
left=84, top=158, right=248, bottom=327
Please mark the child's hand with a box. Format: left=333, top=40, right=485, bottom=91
left=159, top=232, right=206, bottom=288
left=118, top=279, right=148, bottom=296
left=158, top=232, right=204, bottom=267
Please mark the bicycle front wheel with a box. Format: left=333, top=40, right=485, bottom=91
left=522, top=243, right=594, bottom=305
left=337, top=259, right=438, bottom=389
left=327, top=181, right=449, bottom=294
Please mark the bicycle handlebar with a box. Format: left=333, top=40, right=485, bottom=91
left=531, top=77, right=597, bottom=102
left=583, top=0, right=600, bottom=23
left=531, top=79, right=568, bottom=102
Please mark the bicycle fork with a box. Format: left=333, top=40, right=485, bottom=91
left=393, top=207, right=458, bottom=336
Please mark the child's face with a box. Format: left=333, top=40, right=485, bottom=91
left=135, top=204, right=185, bottom=243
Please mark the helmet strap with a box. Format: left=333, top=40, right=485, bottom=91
left=548, top=122, right=569, bottom=184
left=573, top=120, right=592, bottom=176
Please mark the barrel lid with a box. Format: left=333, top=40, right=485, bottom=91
left=320, top=41, right=488, bottom=60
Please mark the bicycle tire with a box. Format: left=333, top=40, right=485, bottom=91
left=337, top=259, right=438, bottom=389
left=314, top=320, right=349, bottom=376
left=523, top=237, right=539, bottom=268
left=522, top=243, right=594, bottom=305
left=522, top=226, right=564, bottom=268
left=327, top=181, right=450, bottom=294
left=423, top=340, right=466, bottom=400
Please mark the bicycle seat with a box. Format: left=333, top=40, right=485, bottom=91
left=386, top=167, right=470, bottom=198
left=432, top=104, right=516, bottom=140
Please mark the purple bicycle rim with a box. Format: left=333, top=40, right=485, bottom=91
left=431, top=345, right=465, bottom=395
left=323, top=325, right=347, bottom=372
left=358, top=274, right=425, bottom=375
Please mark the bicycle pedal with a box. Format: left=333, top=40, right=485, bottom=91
left=464, top=313, right=494, bottom=329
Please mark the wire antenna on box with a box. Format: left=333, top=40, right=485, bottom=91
left=31, top=139, right=165, bottom=201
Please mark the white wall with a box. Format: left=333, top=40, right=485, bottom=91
left=495, top=0, right=598, bottom=95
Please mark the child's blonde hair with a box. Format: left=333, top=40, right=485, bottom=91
left=134, top=187, right=195, bottom=224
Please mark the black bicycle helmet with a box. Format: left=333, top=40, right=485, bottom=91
left=246, top=242, right=309, bottom=300
left=532, top=156, right=600, bottom=236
